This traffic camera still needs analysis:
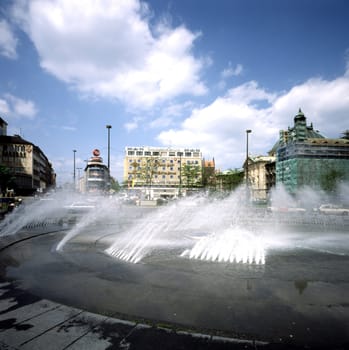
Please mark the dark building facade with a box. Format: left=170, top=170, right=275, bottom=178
left=0, top=118, right=55, bottom=195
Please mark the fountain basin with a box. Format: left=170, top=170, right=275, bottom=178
left=0, top=216, right=348, bottom=348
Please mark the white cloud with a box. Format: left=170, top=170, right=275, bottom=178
left=124, top=119, right=139, bottom=132
left=221, top=63, right=243, bottom=79
left=61, top=126, right=77, bottom=131
left=1, top=94, right=38, bottom=119
left=157, top=69, right=349, bottom=171
left=11, top=0, right=207, bottom=109
left=271, top=76, right=349, bottom=138
left=218, top=63, right=243, bottom=90
left=0, top=98, right=10, bottom=115
left=0, top=19, right=18, bottom=59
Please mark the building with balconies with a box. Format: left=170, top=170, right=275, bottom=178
left=123, top=146, right=203, bottom=198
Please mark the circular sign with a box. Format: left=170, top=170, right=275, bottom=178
left=93, top=149, right=100, bottom=156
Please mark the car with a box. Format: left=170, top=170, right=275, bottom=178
left=64, top=202, right=96, bottom=213
left=267, top=206, right=306, bottom=213
left=316, top=204, right=349, bottom=216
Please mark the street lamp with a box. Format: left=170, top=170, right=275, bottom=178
left=73, top=149, right=77, bottom=189
left=106, top=125, right=112, bottom=171
left=245, top=130, right=252, bottom=188
left=178, top=151, right=183, bottom=197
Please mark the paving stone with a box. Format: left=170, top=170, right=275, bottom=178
left=68, top=316, right=137, bottom=350
left=0, top=299, right=59, bottom=323
left=0, top=304, right=81, bottom=348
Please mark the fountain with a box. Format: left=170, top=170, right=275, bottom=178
left=104, top=189, right=269, bottom=264
left=0, top=184, right=348, bottom=348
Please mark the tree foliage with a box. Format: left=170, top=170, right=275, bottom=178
left=0, top=165, right=16, bottom=195
left=181, top=164, right=202, bottom=187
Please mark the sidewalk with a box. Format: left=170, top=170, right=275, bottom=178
left=0, top=280, right=270, bottom=350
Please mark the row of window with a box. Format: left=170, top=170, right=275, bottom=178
left=2, top=151, right=27, bottom=158
left=127, top=151, right=200, bottom=157
left=129, top=166, right=179, bottom=171
left=128, top=159, right=199, bottom=165
left=128, top=174, right=180, bottom=180
left=2, top=145, right=26, bottom=152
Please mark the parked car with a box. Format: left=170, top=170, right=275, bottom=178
left=267, top=206, right=306, bottom=213
left=316, top=204, right=349, bottom=216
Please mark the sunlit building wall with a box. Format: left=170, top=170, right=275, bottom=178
left=123, top=146, right=203, bottom=198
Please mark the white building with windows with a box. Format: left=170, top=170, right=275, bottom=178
left=123, top=146, right=203, bottom=198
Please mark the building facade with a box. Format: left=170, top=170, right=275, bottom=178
left=202, top=158, right=216, bottom=190
left=124, top=146, right=203, bottom=198
left=81, top=149, right=110, bottom=194
left=246, top=155, right=275, bottom=201
left=0, top=118, right=55, bottom=195
left=276, top=109, right=349, bottom=193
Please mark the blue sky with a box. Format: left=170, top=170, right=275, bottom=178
left=1, top=0, right=349, bottom=184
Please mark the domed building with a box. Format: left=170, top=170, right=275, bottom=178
left=276, top=109, right=349, bottom=193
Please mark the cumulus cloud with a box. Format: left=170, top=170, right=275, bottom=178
left=1, top=94, right=38, bottom=119
left=157, top=69, right=349, bottom=170
left=218, top=63, right=243, bottom=90
left=221, top=63, right=243, bottom=79
left=0, top=19, right=18, bottom=59
left=124, top=119, right=139, bottom=132
left=0, top=98, right=10, bottom=115
left=11, top=0, right=207, bottom=108
left=271, top=76, right=349, bottom=137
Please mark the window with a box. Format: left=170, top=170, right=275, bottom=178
left=169, top=152, right=175, bottom=156
left=145, top=151, right=151, bottom=156
left=136, top=151, right=143, bottom=156
left=153, top=151, right=159, bottom=156
left=185, top=152, right=191, bottom=157
left=128, top=151, right=134, bottom=155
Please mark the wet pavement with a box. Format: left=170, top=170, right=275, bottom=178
left=1, top=279, right=273, bottom=350
left=0, top=219, right=349, bottom=349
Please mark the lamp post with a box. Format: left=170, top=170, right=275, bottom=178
left=245, top=129, right=252, bottom=188
left=178, top=151, right=183, bottom=197
left=73, top=149, right=77, bottom=189
left=106, top=125, right=112, bottom=171
left=77, top=167, right=82, bottom=179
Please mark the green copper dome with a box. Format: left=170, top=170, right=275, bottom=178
left=294, top=108, right=306, bottom=122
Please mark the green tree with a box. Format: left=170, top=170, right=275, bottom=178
left=0, top=165, right=16, bottom=195
left=216, top=169, right=244, bottom=192
left=141, top=158, right=160, bottom=187
left=181, top=164, right=202, bottom=188
left=109, top=177, right=121, bottom=192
